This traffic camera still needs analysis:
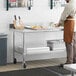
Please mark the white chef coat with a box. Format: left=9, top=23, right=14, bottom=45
left=59, top=0, right=76, bottom=32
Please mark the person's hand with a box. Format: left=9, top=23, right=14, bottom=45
left=55, top=23, right=60, bottom=27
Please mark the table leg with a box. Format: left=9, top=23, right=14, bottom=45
left=71, top=71, right=74, bottom=76
left=13, top=31, right=17, bottom=64
left=23, top=32, right=26, bottom=68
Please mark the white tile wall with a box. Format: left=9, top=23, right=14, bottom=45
left=0, top=0, right=65, bottom=63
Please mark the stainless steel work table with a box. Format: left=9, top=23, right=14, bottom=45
left=10, top=28, right=63, bottom=68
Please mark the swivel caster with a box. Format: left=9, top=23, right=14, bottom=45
left=23, top=63, right=26, bottom=68
left=13, top=58, right=17, bottom=64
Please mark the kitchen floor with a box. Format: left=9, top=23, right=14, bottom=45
left=0, top=58, right=75, bottom=76
left=0, top=58, right=66, bottom=72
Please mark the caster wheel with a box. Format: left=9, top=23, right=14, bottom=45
left=23, top=63, right=26, bottom=68
left=14, top=58, right=17, bottom=64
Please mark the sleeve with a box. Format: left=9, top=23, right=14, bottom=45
left=59, top=4, right=71, bottom=25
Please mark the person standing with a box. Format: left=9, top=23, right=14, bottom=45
left=57, top=0, right=76, bottom=64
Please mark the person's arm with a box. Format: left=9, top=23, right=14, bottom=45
left=58, top=4, right=71, bottom=26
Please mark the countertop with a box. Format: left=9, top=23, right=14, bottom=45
left=10, top=27, right=63, bottom=33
